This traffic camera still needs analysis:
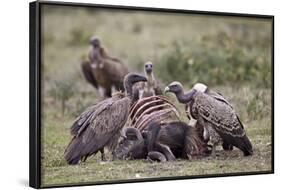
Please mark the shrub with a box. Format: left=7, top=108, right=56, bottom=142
left=247, top=90, right=271, bottom=121
left=68, top=27, right=91, bottom=46
left=49, top=76, right=76, bottom=116
left=155, top=32, right=271, bottom=88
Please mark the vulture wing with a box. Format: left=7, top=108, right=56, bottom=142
left=207, top=89, right=233, bottom=108
left=194, top=92, right=253, bottom=155
left=102, top=58, right=129, bottom=92
left=105, top=59, right=128, bottom=78
left=81, top=60, right=98, bottom=89
left=64, top=94, right=131, bottom=164
left=70, top=103, right=98, bottom=136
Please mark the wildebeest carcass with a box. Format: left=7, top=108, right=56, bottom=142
left=129, top=95, right=181, bottom=131
left=113, top=121, right=205, bottom=162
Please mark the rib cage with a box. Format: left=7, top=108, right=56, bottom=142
left=129, top=95, right=181, bottom=131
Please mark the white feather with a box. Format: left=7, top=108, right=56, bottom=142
left=193, top=83, right=208, bottom=93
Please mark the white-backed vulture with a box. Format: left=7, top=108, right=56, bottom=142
left=81, top=37, right=129, bottom=98
left=164, top=82, right=253, bottom=156
left=64, top=73, right=147, bottom=165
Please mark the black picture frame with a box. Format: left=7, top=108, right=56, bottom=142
left=29, top=1, right=274, bottom=188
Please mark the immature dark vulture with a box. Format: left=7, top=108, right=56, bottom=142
left=81, top=37, right=129, bottom=98
left=164, top=82, right=253, bottom=156
left=132, top=61, right=162, bottom=102
left=64, top=73, right=147, bottom=165
left=140, top=61, right=162, bottom=98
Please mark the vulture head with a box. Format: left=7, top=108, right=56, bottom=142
left=165, top=81, right=197, bottom=104
left=144, top=61, right=153, bottom=75
left=89, top=36, right=101, bottom=48
left=124, top=73, right=147, bottom=97
left=164, top=81, right=184, bottom=94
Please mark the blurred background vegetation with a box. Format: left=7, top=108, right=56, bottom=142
left=40, top=4, right=272, bottom=186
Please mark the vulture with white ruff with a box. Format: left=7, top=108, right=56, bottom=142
left=164, top=82, right=253, bottom=156
left=187, top=83, right=234, bottom=151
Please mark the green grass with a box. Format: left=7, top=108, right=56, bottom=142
left=40, top=5, right=272, bottom=187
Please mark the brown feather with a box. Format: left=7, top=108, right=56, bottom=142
left=86, top=44, right=129, bottom=97
left=64, top=93, right=130, bottom=164
left=191, top=92, right=253, bottom=155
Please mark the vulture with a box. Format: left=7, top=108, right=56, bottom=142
left=64, top=73, right=147, bottom=165
left=81, top=37, right=129, bottom=98
left=187, top=83, right=234, bottom=151
left=164, top=82, right=253, bottom=156
left=133, top=61, right=162, bottom=102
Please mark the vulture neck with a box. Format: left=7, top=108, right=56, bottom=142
left=176, top=89, right=197, bottom=104
left=146, top=72, right=155, bottom=88
left=124, top=82, right=134, bottom=99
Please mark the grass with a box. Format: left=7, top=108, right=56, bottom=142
left=41, top=86, right=272, bottom=186
left=40, top=5, right=272, bottom=187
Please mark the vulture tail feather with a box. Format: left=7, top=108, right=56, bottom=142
left=236, top=135, right=253, bottom=156
left=64, top=136, right=99, bottom=165
left=64, top=137, right=83, bottom=165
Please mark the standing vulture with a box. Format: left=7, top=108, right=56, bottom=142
left=187, top=83, right=234, bottom=151
left=64, top=73, right=147, bottom=165
left=133, top=61, right=162, bottom=102
left=164, top=82, right=253, bottom=156
left=81, top=37, right=129, bottom=98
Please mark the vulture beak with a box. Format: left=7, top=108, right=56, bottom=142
left=164, top=86, right=170, bottom=94
left=145, top=66, right=153, bottom=74
left=89, top=37, right=100, bottom=48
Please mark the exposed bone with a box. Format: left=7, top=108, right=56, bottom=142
left=130, top=99, right=165, bottom=123
left=128, top=95, right=181, bottom=132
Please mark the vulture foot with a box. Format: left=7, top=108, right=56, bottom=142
left=100, top=148, right=107, bottom=161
